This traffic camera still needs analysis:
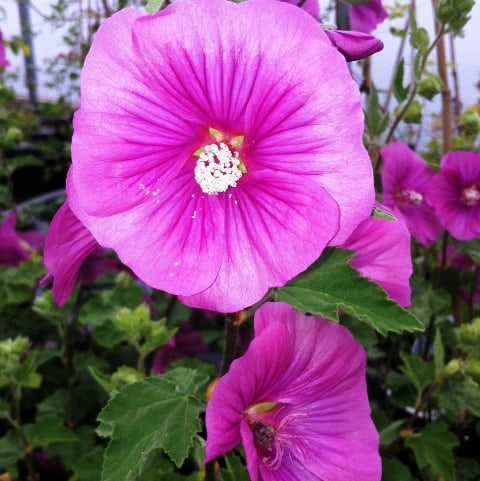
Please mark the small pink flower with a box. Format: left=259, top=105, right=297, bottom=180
left=205, top=302, right=380, bottom=481
left=350, top=0, right=388, bottom=34
left=381, top=141, right=442, bottom=246
left=341, top=203, right=412, bottom=307
left=427, top=150, right=480, bottom=241
left=60, top=0, right=374, bottom=312
left=0, top=211, right=43, bottom=267
left=0, top=30, right=10, bottom=68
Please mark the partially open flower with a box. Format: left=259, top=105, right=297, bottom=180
left=205, top=302, right=380, bottom=481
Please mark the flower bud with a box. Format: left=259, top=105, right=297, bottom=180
left=418, top=73, right=443, bottom=101
left=403, top=100, right=423, bottom=124
left=458, top=109, right=480, bottom=136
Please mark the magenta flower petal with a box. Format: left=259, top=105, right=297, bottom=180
left=341, top=203, right=412, bottom=307
left=180, top=172, right=339, bottom=312
left=426, top=151, right=480, bottom=241
left=381, top=142, right=442, bottom=246
left=0, top=211, right=32, bottom=267
left=206, top=302, right=381, bottom=481
left=0, top=30, right=10, bottom=68
left=281, top=0, right=320, bottom=19
left=43, top=201, right=99, bottom=306
left=69, top=0, right=373, bottom=310
left=325, top=29, right=384, bottom=61
left=350, top=0, right=388, bottom=34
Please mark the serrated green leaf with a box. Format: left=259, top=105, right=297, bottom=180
left=364, top=84, right=390, bottom=137
left=98, top=368, right=207, bottom=481
left=275, top=249, right=423, bottom=335
left=15, top=351, right=42, bottom=388
left=379, top=419, right=406, bottom=447
left=392, top=59, right=409, bottom=103
left=24, top=414, right=78, bottom=447
left=399, top=353, right=435, bottom=397
left=405, top=422, right=458, bottom=481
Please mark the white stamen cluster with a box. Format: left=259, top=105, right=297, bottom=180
left=397, top=189, right=423, bottom=205
left=194, top=142, right=243, bottom=195
left=461, top=185, right=480, bottom=206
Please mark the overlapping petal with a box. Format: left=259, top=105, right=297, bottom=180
left=206, top=302, right=380, bottom=481
left=341, top=203, right=412, bottom=307
left=43, top=200, right=100, bottom=306
left=325, top=29, right=384, bottom=61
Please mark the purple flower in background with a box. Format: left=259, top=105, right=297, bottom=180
left=427, top=151, right=480, bottom=241
left=324, top=29, right=384, bottom=61
left=151, top=320, right=208, bottom=374
left=341, top=203, right=412, bottom=307
left=284, top=0, right=384, bottom=61
left=381, top=141, right=442, bottom=246
left=205, top=302, right=380, bottom=481
left=350, top=0, right=388, bottom=34
left=0, top=211, right=43, bottom=267
left=62, top=0, right=374, bottom=313
left=0, top=30, right=10, bottom=68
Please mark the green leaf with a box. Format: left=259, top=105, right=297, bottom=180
left=98, top=368, right=207, bottom=481
left=15, top=351, right=42, bottom=389
left=220, top=451, right=249, bottom=481
left=392, top=59, right=409, bottom=103
left=399, top=353, right=435, bottom=397
left=23, top=414, right=78, bottom=447
left=74, top=447, right=104, bottom=481
left=379, top=419, right=406, bottom=447
left=364, top=84, right=390, bottom=137
left=436, top=376, right=480, bottom=417
left=146, top=0, right=166, bottom=13
left=0, top=398, right=10, bottom=419
left=453, top=238, right=480, bottom=265
left=275, top=249, right=423, bottom=335
left=0, top=430, right=24, bottom=467
left=382, top=458, right=414, bottom=481
left=405, top=422, right=458, bottom=481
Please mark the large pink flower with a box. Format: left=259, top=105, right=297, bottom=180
left=341, top=203, right=412, bottom=307
left=426, top=151, right=480, bottom=241
left=350, top=0, right=388, bottom=34
left=381, top=142, right=442, bottom=246
left=205, top=302, right=380, bottom=481
left=63, top=0, right=374, bottom=312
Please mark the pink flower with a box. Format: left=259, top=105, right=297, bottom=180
left=0, top=211, right=43, bottom=267
left=205, top=302, right=380, bottom=481
left=43, top=201, right=101, bottom=305
left=350, top=0, right=388, bottom=34
left=62, top=0, right=374, bottom=312
left=381, top=142, right=442, bottom=246
left=341, top=203, right=412, bottom=307
left=426, top=151, right=480, bottom=241
left=0, top=30, right=10, bottom=68
left=284, top=0, right=384, bottom=61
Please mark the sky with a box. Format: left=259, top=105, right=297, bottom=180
left=1, top=0, right=479, bottom=108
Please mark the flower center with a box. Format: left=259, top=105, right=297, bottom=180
left=460, top=184, right=480, bottom=207
left=249, top=420, right=277, bottom=463
left=395, top=188, right=423, bottom=205
left=194, top=142, right=244, bottom=195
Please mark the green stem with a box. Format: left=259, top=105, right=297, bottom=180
left=385, top=24, right=445, bottom=144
